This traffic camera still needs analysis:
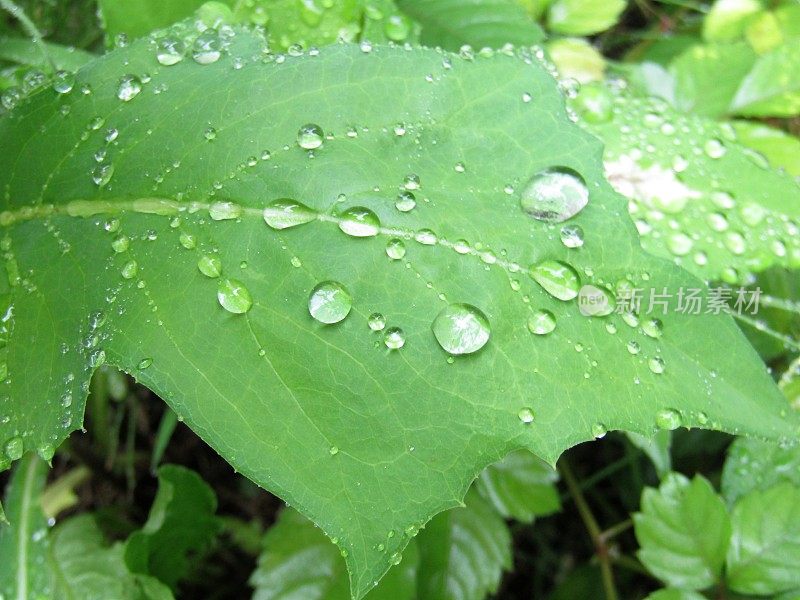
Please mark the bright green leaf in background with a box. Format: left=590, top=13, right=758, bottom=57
left=722, top=437, right=800, bottom=505
left=1, top=21, right=798, bottom=598
left=415, top=489, right=511, bottom=600
left=732, top=120, right=800, bottom=177
left=730, top=42, right=800, bottom=116
left=703, top=0, right=763, bottom=42
left=574, top=84, right=800, bottom=286
left=98, top=0, right=222, bottom=39
left=635, top=474, right=731, bottom=590
left=545, top=37, right=604, bottom=84
left=546, top=0, right=626, bottom=35
left=726, top=483, right=800, bottom=595
left=395, top=0, right=544, bottom=51
left=645, top=589, right=707, bottom=600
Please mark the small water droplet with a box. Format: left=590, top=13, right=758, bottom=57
left=338, top=207, right=380, bottom=237
left=179, top=232, right=197, bottom=249
left=217, top=279, right=252, bottom=314
left=156, top=37, right=186, bottom=66
left=197, top=254, right=222, bottom=278
left=414, top=229, right=437, bottom=245
left=263, top=198, right=317, bottom=229
left=309, top=281, right=352, bottom=324
left=92, top=163, right=114, bottom=187
left=648, top=356, right=665, bottom=374
left=403, top=173, right=420, bottom=190
left=527, top=310, right=556, bottom=335
left=656, top=408, right=681, bottom=430
left=368, top=313, right=386, bottom=331
left=521, top=167, right=588, bottom=223
left=329, top=446, right=339, bottom=456
left=203, top=126, right=217, bottom=141
left=518, top=407, right=535, bottom=424
left=560, top=224, right=585, bottom=248
left=530, top=260, right=580, bottom=301
left=297, top=123, right=324, bottom=150
left=386, top=238, right=406, bottom=260
left=704, top=138, right=726, bottom=159
left=627, top=340, right=640, bottom=355
left=591, top=423, right=607, bottom=439
left=209, top=201, right=242, bottom=221
left=111, top=235, right=129, bottom=253
left=121, top=260, right=138, bottom=279
left=395, top=191, right=416, bottom=212
left=642, top=318, right=663, bottom=339
left=192, top=30, right=222, bottom=64
left=138, top=357, right=153, bottom=369
left=116, top=75, right=142, bottom=101
left=4, top=436, right=23, bottom=461
left=432, top=303, right=491, bottom=355
left=384, top=327, right=405, bottom=349
left=53, top=70, right=75, bottom=94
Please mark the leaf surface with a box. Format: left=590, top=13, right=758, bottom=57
left=0, top=27, right=796, bottom=598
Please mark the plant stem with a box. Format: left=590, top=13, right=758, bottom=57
left=0, top=0, right=56, bottom=73
left=559, top=460, right=620, bottom=600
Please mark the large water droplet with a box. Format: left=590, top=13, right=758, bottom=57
left=116, top=75, right=142, bottom=101
left=192, top=30, right=222, bottom=64
left=309, top=281, right=352, bottom=324
left=263, top=198, right=317, bottom=229
left=4, top=436, right=23, bottom=461
left=297, top=123, right=324, bottom=150
left=217, top=279, right=252, bottom=314
left=560, top=224, right=585, bottom=248
left=53, top=70, right=75, bottom=94
left=156, top=37, right=186, bottom=66
left=121, top=260, right=138, bottom=279
left=395, top=191, right=416, bottom=212
left=386, top=238, right=406, bottom=260
left=432, top=303, right=491, bottom=355
left=198, top=255, right=222, bottom=278
left=530, top=260, right=580, bottom=301
left=521, top=167, right=588, bottom=223
left=578, top=285, right=615, bottom=317
left=368, top=313, right=386, bottom=331
left=642, top=318, right=663, bottom=339
left=648, top=356, right=666, bottom=374
left=209, top=201, right=242, bottom=221
left=92, top=163, right=114, bottom=187
left=384, top=327, right=405, bottom=349
left=338, top=207, right=380, bottom=237
left=527, top=310, right=556, bottom=335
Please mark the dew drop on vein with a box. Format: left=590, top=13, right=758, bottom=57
left=338, top=207, right=380, bottom=237
left=530, top=260, right=581, bottom=301
left=309, top=281, right=352, bottom=324
left=263, top=198, right=317, bottom=229
left=297, top=123, right=324, bottom=150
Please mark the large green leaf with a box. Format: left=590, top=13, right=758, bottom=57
left=0, top=24, right=797, bottom=598
left=726, top=483, right=800, bottom=595
left=635, top=473, right=731, bottom=590
left=0, top=37, right=96, bottom=71
left=574, top=83, right=800, bottom=284
left=415, top=489, right=511, bottom=600
left=250, top=507, right=419, bottom=600
left=0, top=454, right=50, bottom=599
left=395, top=0, right=545, bottom=51
left=124, top=465, right=220, bottom=589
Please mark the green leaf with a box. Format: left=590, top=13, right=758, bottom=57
left=395, top=0, right=545, bottom=51
left=635, top=473, right=731, bottom=590
left=546, top=0, right=627, bottom=36
left=0, top=36, right=96, bottom=71
left=730, top=42, right=800, bottom=116
left=726, top=483, right=800, bottom=595
left=48, top=514, right=174, bottom=600
left=0, top=454, right=50, bottom=600
left=475, top=449, right=560, bottom=522
left=415, top=489, right=511, bottom=600
left=124, top=465, right=219, bottom=589
left=574, top=83, right=800, bottom=284
left=670, top=42, right=757, bottom=118
left=645, top=590, right=707, bottom=600
left=626, top=431, right=672, bottom=478
left=250, top=507, right=419, bottom=600
left=97, top=0, right=233, bottom=40
left=703, top=0, right=763, bottom=42
left=744, top=5, right=800, bottom=54
left=732, top=120, right=800, bottom=177
left=722, top=437, right=800, bottom=506
left=546, top=37, right=605, bottom=84
left=0, top=26, right=797, bottom=598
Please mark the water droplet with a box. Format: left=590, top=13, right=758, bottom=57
left=432, top=303, right=491, bottom=355
left=384, top=14, right=411, bottom=40
left=92, top=163, right=114, bottom=187
left=192, top=30, right=222, bottom=64
left=384, top=327, right=405, bottom=349
left=53, top=70, right=75, bottom=94
left=4, top=436, right=23, bottom=461
left=209, top=201, right=242, bottom=221
left=642, top=318, right=663, bottom=339
left=297, top=123, right=324, bottom=150
left=648, top=356, right=665, bottom=374
left=578, top=285, right=615, bottom=317
left=309, top=281, right=352, bottom=324
left=338, top=207, right=380, bottom=237
left=329, top=446, right=339, bottom=456
left=179, top=232, right=196, bottom=249
left=395, top=192, right=416, bottom=212
left=627, top=340, right=640, bottom=355
left=263, top=198, right=317, bottom=229
left=704, top=138, right=726, bottom=159
left=521, top=167, right=588, bottom=223
left=403, top=173, right=420, bottom=190
left=666, top=232, right=693, bottom=256
left=156, top=37, right=186, bottom=66
left=414, top=229, right=437, bottom=245
left=37, top=444, right=55, bottom=462
left=203, top=126, right=217, bottom=141
left=111, top=235, right=130, bottom=253
left=217, top=279, right=252, bottom=314
left=138, top=357, right=153, bottom=369
left=368, top=313, right=386, bottom=331
left=560, top=224, right=584, bottom=248
left=527, top=310, right=556, bottom=335
left=518, top=407, right=535, bottom=424
left=116, top=75, right=142, bottom=101
left=530, top=260, right=580, bottom=301
left=591, top=423, right=607, bottom=439
left=121, top=260, right=138, bottom=279
left=655, top=408, right=681, bottom=430
left=386, top=238, right=406, bottom=260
